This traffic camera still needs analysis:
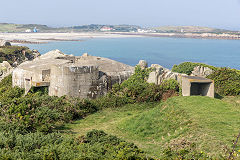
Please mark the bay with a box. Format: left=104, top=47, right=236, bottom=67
left=25, top=37, right=240, bottom=69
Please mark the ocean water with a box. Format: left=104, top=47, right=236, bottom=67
left=25, top=37, right=240, bottom=69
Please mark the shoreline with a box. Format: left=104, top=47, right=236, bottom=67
left=0, top=32, right=144, bottom=44
left=0, top=32, right=240, bottom=44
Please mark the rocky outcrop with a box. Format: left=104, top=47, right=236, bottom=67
left=137, top=60, right=148, bottom=69
left=0, top=61, right=12, bottom=81
left=191, top=66, right=213, bottom=77
left=0, top=46, right=38, bottom=66
left=147, top=64, right=185, bottom=85
left=0, top=40, right=11, bottom=46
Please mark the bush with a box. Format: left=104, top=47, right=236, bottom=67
left=111, top=66, right=163, bottom=103
left=0, top=130, right=150, bottom=160
left=172, top=62, right=217, bottom=75
left=95, top=66, right=181, bottom=108
left=0, top=75, right=24, bottom=103
left=0, top=96, right=98, bottom=134
left=0, top=76, right=98, bottom=134
left=207, top=68, right=240, bottom=96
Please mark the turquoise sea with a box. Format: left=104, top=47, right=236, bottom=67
left=25, top=37, right=240, bottom=69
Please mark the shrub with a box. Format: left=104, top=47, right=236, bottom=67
left=207, top=68, right=240, bottom=96
left=0, top=96, right=98, bottom=133
left=95, top=67, right=181, bottom=108
left=0, top=76, right=98, bottom=134
left=172, top=62, right=217, bottom=75
left=111, top=66, right=163, bottom=103
left=0, top=130, right=150, bottom=160
left=0, top=75, right=24, bottom=103
left=160, top=79, right=180, bottom=92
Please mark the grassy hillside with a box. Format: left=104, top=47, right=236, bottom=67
left=0, top=23, right=140, bottom=33
left=66, top=96, right=240, bottom=159
left=0, top=23, right=57, bottom=33
left=153, top=26, right=229, bottom=33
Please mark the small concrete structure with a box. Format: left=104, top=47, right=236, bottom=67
left=12, top=50, right=134, bottom=99
left=182, top=76, right=214, bottom=98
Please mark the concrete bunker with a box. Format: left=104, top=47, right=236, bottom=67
left=182, top=76, right=214, bottom=98
left=12, top=50, right=134, bottom=99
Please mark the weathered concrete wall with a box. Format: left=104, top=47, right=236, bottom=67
left=182, top=76, right=191, bottom=96
left=12, top=68, right=46, bottom=93
left=49, top=65, right=103, bottom=99
left=0, top=61, right=12, bottom=81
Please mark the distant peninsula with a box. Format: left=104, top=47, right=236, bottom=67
left=0, top=23, right=240, bottom=43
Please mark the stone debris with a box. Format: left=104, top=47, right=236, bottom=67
left=191, top=66, right=213, bottom=77
left=137, top=60, right=148, bottom=69
left=0, top=40, right=11, bottom=46
left=147, top=64, right=185, bottom=85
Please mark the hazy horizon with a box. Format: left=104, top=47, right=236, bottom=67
left=1, top=0, right=240, bottom=30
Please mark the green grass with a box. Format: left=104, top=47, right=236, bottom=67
left=66, top=96, right=240, bottom=158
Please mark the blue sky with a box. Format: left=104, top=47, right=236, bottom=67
left=1, top=0, right=240, bottom=30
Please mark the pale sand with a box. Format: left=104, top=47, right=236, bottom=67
left=0, top=32, right=143, bottom=43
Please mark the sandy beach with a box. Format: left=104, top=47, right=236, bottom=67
left=0, top=32, right=143, bottom=44
left=1, top=32, right=239, bottom=44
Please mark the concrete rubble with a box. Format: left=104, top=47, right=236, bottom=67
left=12, top=50, right=134, bottom=98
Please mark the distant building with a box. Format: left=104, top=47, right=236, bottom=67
left=25, top=29, right=32, bottom=33
left=137, top=29, right=156, bottom=33
left=33, top=27, right=38, bottom=33
left=100, top=26, right=113, bottom=31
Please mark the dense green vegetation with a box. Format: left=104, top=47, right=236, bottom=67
left=0, top=75, right=153, bottom=159
left=94, top=66, right=180, bottom=108
left=0, top=66, right=180, bottom=159
left=0, top=76, right=98, bottom=134
left=0, top=129, right=149, bottom=159
left=207, top=68, right=240, bottom=96
left=0, top=63, right=239, bottom=159
left=0, top=46, right=34, bottom=64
